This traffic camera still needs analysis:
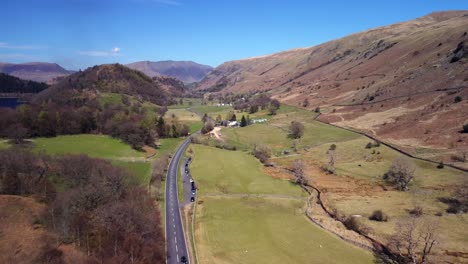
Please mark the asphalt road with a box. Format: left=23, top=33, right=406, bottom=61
left=165, top=137, right=191, bottom=264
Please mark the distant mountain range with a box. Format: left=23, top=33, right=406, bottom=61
left=0, top=62, right=72, bottom=84
left=0, top=60, right=213, bottom=85
left=126, top=60, right=213, bottom=83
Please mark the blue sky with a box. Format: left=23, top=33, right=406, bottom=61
left=1, top=0, right=467, bottom=70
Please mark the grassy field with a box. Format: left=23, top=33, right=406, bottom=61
left=166, top=108, right=203, bottom=133
left=189, top=145, right=303, bottom=196
left=195, top=197, right=374, bottom=264
left=189, top=144, right=374, bottom=263
left=33, top=135, right=145, bottom=160
left=0, top=140, right=9, bottom=150
left=168, top=98, right=202, bottom=109
left=217, top=103, right=468, bottom=262
left=112, top=160, right=152, bottom=185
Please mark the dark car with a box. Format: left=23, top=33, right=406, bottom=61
left=190, top=197, right=195, bottom=202
left=181, top=256, right=187, bottom=263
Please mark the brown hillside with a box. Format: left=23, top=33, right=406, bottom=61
left=0, top=195, right=88, bottom=264
left=197, top=11, right=468, bottom=163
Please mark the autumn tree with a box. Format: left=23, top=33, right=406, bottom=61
left=289, top=121, right=304, bottom=139
left=384, top=157, right=415, bottom=191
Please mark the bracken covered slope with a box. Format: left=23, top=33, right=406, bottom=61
left=197, top=11, right=468, bottom=163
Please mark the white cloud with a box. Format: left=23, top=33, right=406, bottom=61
left=79, top=47, right=122, bottom=57
left=0, top=42, right=45, bottom=50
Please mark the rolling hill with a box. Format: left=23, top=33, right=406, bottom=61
left=36, top=63, right=184, bottom=106
left=196, top=11, right=468, bottom=162
left=126, top=60, right=212, bottom=83
left=0, top=62, right=71, bottom=83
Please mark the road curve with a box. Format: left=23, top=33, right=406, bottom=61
left=165, top=137, right=191, bottom=264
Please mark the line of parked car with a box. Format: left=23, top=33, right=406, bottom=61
left=185, top=157, right=196, bottom=203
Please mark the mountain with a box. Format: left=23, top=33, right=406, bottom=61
left=0, top=73, right=48, bottom=94
left=37, top=63, right=183, bottom=106
left=197, top=11, right=468, bottom=161
left=126, top=60, right=213, bottom=83
left=0, top=62, right=71, bottom=83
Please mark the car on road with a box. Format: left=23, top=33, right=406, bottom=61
left=190, top=197, right=195, bottom=202
left=189, top=178, right=194, bottom=183
left=181, top=256, right=187, bottom=263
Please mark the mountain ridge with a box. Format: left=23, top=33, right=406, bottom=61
left=196, top=10, right=468, bottom=163
left=126, top=60, right=212, bottom=83
left=0, top=62, right=72, bottom=84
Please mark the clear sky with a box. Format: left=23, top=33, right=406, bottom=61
left=1, top=0, right=467, bottom=70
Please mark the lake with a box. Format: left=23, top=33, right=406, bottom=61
left=0, top=98, right=23, bottom=109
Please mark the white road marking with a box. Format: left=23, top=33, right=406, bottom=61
left=175, top=237, right=177, bottom=244
left=177, top=254, right=179, bottom=261
left=176, top=244, right=178, bottom=252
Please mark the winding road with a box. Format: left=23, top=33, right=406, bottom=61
left=165, top=137, right=191, bottom=264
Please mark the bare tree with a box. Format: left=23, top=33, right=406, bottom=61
left=326, top=144, right=337, bottom=174
left=253, top=145, right=271, bottom=164
left=389, top=217, right=439, bottom=264
left=384, top=157, right=415, bottom=191
left=292, top=160, right=306, bottom=185
left=289, top=121, right=304, bottom=139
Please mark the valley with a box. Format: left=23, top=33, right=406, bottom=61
left=0, top=6, right=467, bottom=264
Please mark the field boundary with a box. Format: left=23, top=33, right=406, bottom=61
left=314, top=113, right=468, bottom=173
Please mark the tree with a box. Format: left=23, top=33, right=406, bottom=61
left=249, top=105, right=259, bottom=114
left=462, top=123, right=468, bottom=133
left=314, top=106, right=321, bottom=113
left=6, top=123, right=28, bottom=144
left=292, top=160, right=305, bottom=185
left=384, top=157, right=415, bottom=191
left=156, top=116, right=166, bottom=137
left=268, top=104, right=277, bottom=115
left=201, top=113, right=208, bottom=123
left=289, top=121, right=304, bottom=139
left=270, top=99, right=281, bottom=109
left=230, top=113, right=237, bottom=122
left=326, top=144, right=337, bottom=174
left=253, top=145, right=271, bottom=164
left=240, top=115, right=247, bottom=127
left=201, top=120, right=214, bottom=134
left=389, top=217, right=439, bottom=264
left=302, top=98, right=310, bottom=107
left=215, top=114, right=222, bottom=123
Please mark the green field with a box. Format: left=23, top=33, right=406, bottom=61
left=189, top=144, right=373, bottom=263
left=166, top=108, right=203, bottom=133
left=33, top=134, right=145, bottom=160
left=189, top=145, right=303, bottom=196
left=0, top=140, right=9, bottom=150
left=196, top=197, right=374, bottom=264
left=168, top=98, right=203, bottom=109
